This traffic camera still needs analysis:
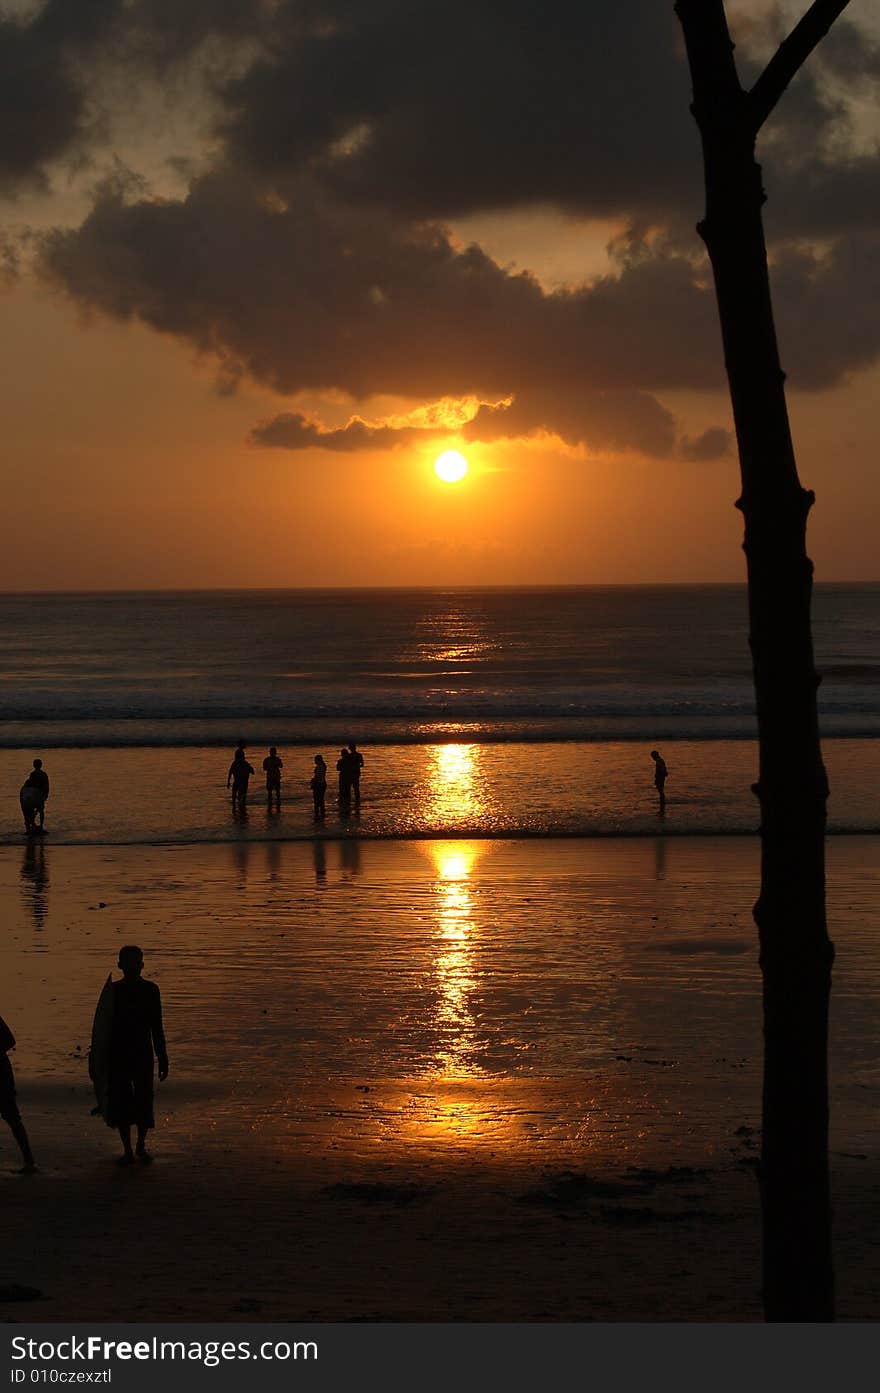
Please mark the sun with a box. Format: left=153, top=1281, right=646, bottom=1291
left=434, top=450, right=469, bottom=483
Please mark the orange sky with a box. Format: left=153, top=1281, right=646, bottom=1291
left=1, top=275, right=876, bottom=591
left=1, top=1, right=877, bottom=590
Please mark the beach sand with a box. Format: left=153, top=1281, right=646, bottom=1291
left=2, top=836, right=879, bottom=1321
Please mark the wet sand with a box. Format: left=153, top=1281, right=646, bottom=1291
left=2, top=836, right=879, bottom=1320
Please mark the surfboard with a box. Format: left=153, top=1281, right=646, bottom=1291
left=89, top=974, right=114, bottom=1122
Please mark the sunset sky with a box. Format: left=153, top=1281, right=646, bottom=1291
left=1, top=0, right=878, bottom=589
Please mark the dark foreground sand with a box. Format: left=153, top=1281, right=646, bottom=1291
left=2, top=837, right=879, bottom=1320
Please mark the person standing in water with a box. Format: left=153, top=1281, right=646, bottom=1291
left=107, top=945, right=168, bottom=1166
left=310, top=755, right=327, bottom=819
left=650, top=749, right=668, bottom=815
left=227, top=745, right=255, bottom=809
left=336, top=747, right=352, bottom=806
left=28, top=760, right=49, bottom=831
left=0, top=1013, right=36, bottom=1172
left=19, top=759, right=49, bottom=835
left=263, top=746, right=284, bottom=811
left=347, top=741, right=365, bottom=809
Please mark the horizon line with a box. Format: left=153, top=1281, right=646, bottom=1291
left=0, top=579, right=878, bottom=598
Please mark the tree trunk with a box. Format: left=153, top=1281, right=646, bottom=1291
left=675, top=0, right=835, bottom=1320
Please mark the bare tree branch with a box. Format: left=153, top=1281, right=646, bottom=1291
left=749, top=0, right=853, bottom=132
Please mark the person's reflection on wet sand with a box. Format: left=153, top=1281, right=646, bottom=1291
left=654, top=836, right=667, bottom=882
left=312, top=839, right=327, bottom=885
left=265, top=839, right=282, bottom=885
left=20, top=840, right=49, bottom=929
left=339, top=836, right=361, bottom=877
left=231, top=836, right=251, bottom=892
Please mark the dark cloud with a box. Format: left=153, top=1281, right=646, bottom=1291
left=215, top=0, right=880, bottom=245
left=250, top=387, right=688, bottom=459
left=766, top=154, right=880, bottom=242
left=460, top=388, right=679, bottom=458
left=0, top=3, right=105, bottom=193
left=4, top=0, right=879, bottom=239
left=680, top=427, right=732, bottom=462
left=250, top=410, right=426, bottom=452
left=0, top=0, right=265, bottom=193
left=220, top=1, right=698, bottom=225
left=771, top=234, right=880, bottom=389
left=37, top=169, right=729, bottom=456
left=37, top=162, right=880, bottom=454
left=39, top=168, right=880, bottom=411
left=813, top=17, right=880, bottom=83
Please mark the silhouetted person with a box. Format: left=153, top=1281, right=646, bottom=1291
left=651, top=749, right=668, bottom=815
left=107, top=945, right=168, bottom=1165
left=336, top=747, right=352, bottom=806
left=310, top=755, right=327, bottom=819
left=347, top=741, right=364, bottom=808
left=263, top=745, right=283, bottom=810
left=19, top=760, right=48, bottom=835
left=227, top=745, right=255, bottom=809
left=0, top=1014, right=36, bottom=1172
left=28, top=760, right=49, bottom=830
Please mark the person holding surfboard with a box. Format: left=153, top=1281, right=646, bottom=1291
left=19, top=760, right=49, bottom=835
left=1, top=1014, right=36, bottom=1173
left=102, top=946, right=169, bottom=1166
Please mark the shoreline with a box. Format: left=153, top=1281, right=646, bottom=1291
left=9, top=826, right=880, bottom=847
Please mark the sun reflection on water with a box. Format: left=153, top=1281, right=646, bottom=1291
left=428, top=839, right=484, bottom=1079
left=418, top=742, right=492, bottom=830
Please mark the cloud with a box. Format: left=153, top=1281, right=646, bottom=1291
left=37, top=169, right=728, bottom=457
left=250, top=387, right=738, bottom=463
left=215, top=0, right=880, bottom=244
left=0, top=4, right=97, bottom=194
left=250, top=410, right=426, bottom=453
left=38, top=168, right=880, bottom=421
left=679, top=427, right=732, bottom=462
left=219, top=1, right=698, bottom=226
left=0, top=0, right=267, bottom=194
left=4, top=0, right=879, bottom=242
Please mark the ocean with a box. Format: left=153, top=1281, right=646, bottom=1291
left=2, top=584, right=879, bottom=843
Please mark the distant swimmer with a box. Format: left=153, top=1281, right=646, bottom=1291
left=347, top=741, right=365, bottom=809
left=106, top=946, right=169, bottom=1166
left=0, top=1013, right=36, bottom=1172
left=227, top=745, right=255, bottom=809
left=310, top=755, right=327, bottom=819
left=263, top=746, right=284, bottom=811
left=19, top=759, right=49, bottom=835
left=650, top=749, right=668, bottom=815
